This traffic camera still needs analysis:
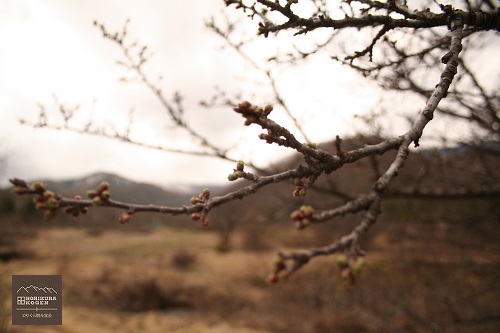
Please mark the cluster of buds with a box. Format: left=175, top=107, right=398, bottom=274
left=228, top=161, right=245, bottom=181
left=337, top=254, right=366, bottom=285
left=257, top=130, right=287, bottom=147
left=290, top=205, right=315, bottom=230
left=29, top=181, right=59, bottom=221
left=292, top=178, right=308, bottom=197
left=227, top=161, right=257, bottom=181
left=266, top=258, right=289, bottom=284
left=233, top=101, right=273, bottom=126
left=189, top=188, right=211, bottom=227
left=258, top=21, right=272, bottom=38
left=62, top=195, right=89, bottom=218
left=86, top=181, right=111, bottom=206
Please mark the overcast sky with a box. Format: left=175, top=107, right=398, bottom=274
left=0, top=0, right=386, bottom=189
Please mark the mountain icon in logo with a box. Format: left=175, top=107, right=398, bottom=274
left=16, top=284, right=58, bottom=294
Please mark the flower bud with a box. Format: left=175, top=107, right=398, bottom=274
left=100, top=190, right=111, bottom=201
left=92, top=197, right=102, bottom=206
left=278, top=271, right=289, bottom=282
left=352, top=258, right=366, bottom=276
left=240, top=101, right=252, bottom=109
left=9, top=178, right=27, bottom=188
left=98, top=181, right=110, bottom=192
left=341, top=268, right=351, bottom=281
left=200, top=188, right=210, bottom=200
left=300, top=205, right=314, bottom=217
left=273, top=259, right=285, bottom=271
left=266, top=273, right=278, bottom=285
left=236, top=161, right=245, bottom=171
left=190, top=197, right=200, bottom=204
left=86, top=190, right=98, bottom=199
left=31, top=181, right=45, bottom=192
left=118, top=212, right=131, bottom=224
left=227, top=174, right=237, bottom=181
left=336, top=255, right=348, bottom=268
left=46, top=198, right=59, bottom=210
left=264, top=105, right=273, bottom=114
left=290, top=210, right=303, bottom=220
left=43, top=210, right=55, bottom=221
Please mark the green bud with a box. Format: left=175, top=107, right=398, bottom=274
left=290, top=210, right=302, bottom=220
left=200, top=188, right=210, bottom=200
left=31, top=181, right=45, bottom=192
left=100, top=190, right=111, bottom=201
left=46, top=198, right=59, bottom=209
left=86, top=190, right=98, bottom=199
left=352, top=258, right=366, bottom=276
left=98, top=181, right=110, bottom=192
left=336, top=255, right=348, bottom=268
left=278, top=271, right=289, bottom=282
left=236, top=161, right=245, bottom=171
left=300, top=205, right=314, bottom=217
left=33, top=194, right=43, bottom=203
left=92, top=197, right=102, bottom=206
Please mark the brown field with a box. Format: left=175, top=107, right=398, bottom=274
left=1, top=220, right=499, bottom=333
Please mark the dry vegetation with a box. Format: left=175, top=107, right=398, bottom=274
left=1, top=209, right=499, bottom=333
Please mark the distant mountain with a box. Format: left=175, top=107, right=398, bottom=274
left=43, top=172, right=190, bottom=207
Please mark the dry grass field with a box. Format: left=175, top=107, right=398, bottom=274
left=1, top=219, right=499, bottom=333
